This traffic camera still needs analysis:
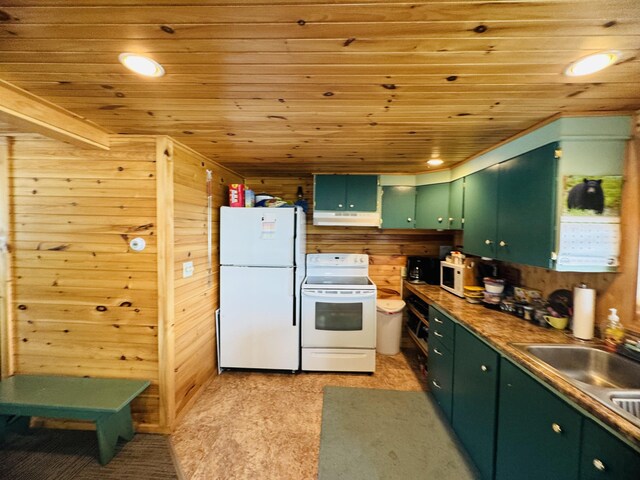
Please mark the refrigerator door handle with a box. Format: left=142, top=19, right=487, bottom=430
left=292, top=268, right=296, bottom=327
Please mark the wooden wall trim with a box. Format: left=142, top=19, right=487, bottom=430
left=0, top=137, right=13, bottom=378
left=156, top=137, right=176, bottom=430
left=0, top=80, right=111, bottom=151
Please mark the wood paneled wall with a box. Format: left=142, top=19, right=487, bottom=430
left=244, top=175, right=455, bottom=299
left=0, top=138, right=11, bottom=378
left=7, top=135, right=161, bottom=429
left=171, top=142, right=241, bottom=421
left=5, top=133, right=245, bottom=432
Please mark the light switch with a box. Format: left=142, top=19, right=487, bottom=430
left=183, top=261, right=194, bottom=278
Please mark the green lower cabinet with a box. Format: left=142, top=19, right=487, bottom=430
left=495, top=360, right=582, bottom=480
left=580, top=419, right=640, bottom=480
left=452, top=327, right=500, bottom=480
left=381, top=185, right=416, bottom=229
left=415, top=182, right=450, bottom=229
left=427, top=337, right=454, bottom=421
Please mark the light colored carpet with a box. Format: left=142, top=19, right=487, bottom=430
left=318, top=386, right=479, bottom=480
left=0, top=428, right=179, bottom=480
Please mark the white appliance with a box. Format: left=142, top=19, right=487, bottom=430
left=312, top=210, right=381, bottom=227
left=440, top=260, right=465, bottom=298
left=301, top=254, right=377, bottom=372
left=218, top=206, right=305, bottom=371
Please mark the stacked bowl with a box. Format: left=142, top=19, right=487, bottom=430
left=463, top=286, right=484, bottom=304
left=483, top=277, right=505, bottom=307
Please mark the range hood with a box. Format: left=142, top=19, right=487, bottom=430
left=313, top=210, right=381, bottom=227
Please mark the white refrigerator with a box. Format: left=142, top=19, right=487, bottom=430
left=218, top=206, right=306, bottom=370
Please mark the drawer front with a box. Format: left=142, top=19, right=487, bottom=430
left=428, top=336, right=454, bottom=420
left=429, top=306, right=455, bottom=351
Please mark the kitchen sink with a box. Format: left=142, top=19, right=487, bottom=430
left=513, top=343, right=640, bottom=429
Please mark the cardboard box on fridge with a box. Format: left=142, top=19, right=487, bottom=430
left=228, top=184, right=245, bottom=207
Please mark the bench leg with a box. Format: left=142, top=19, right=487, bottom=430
left=0, top=415, right=8, bottom=442
left=0, top=415, right=31, bottom=442
left=95, top=404, right=135, bottom=465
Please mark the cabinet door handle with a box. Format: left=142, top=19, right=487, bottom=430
left=433, top=348, right=443, bottom=356
left=434, top=331, right=443, bottom=338
left=437, top=217, right=443, bottom=223
left=338, top=203, right=343, bottom=208
left=551, top=423, right=563, bottom=434
left=431, top=380, right=442, bottom=389
left=407, top=217, right=412, bottom=222
left=433, top=318, right=443, bottom=324
left=349, top=204, right=354, bottom=208
left=480, top=365, right=488, bottom=372
left=448, top=217, right=454, bottom=222
left=592, top=459, right=605, bottom=471
left=499, top=240, right=508, bottom=247
left=485, top=239, right=493, bottom=245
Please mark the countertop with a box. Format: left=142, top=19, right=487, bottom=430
left=403, top=281, right=640, bottom=448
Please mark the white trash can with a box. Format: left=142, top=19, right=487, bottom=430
left=376, top=299, right=406, bottom=355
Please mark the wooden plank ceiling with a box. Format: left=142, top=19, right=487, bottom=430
left=0, top=0, right=639, bottom=175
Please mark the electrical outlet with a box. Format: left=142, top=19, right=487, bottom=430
left=183, top=261, right=194, bottom=278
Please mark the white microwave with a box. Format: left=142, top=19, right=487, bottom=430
left=440, top=260, right=466, bottom=297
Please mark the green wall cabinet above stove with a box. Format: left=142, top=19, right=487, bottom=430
left=314, top=175, right=378, bottom=212
left=463, top=142, right=558, bottom=268
left=415, top=182, right=451, bottom=229
left=381, top=186, right=416, bottom=229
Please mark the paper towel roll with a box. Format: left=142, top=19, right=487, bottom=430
left=573, top=285, right=596, bottom=340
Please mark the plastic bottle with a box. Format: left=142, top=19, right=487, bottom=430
left=603, top=308, right=625, bottom=352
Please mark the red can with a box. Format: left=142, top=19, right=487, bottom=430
left=228, top=184, right=245, bottom=207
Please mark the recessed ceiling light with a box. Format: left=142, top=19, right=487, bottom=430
left=427, top=158, right=444, bottom=166
left=118, top=53, right=165, bottom=77
left=564, top=51, right=621, bottom=77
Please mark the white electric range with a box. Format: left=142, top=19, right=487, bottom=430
left=301, top=253, right=377, bottom=372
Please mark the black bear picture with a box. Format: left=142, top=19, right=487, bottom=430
left=562, top=175, right=621, bottom=218
left=567, top=178, right=605, bottom=214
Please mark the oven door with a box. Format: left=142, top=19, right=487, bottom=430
left=302, top=289, right=376, bottom=348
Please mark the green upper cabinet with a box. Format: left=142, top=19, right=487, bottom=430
left=463, top=142, right=558, bottom=268
left=448, top=177, right=464, bottom=229
left=314, top=175, right=378, bottom=212
left=495, top=142, right=557, bottom=268
left=315, top=174, right=347, bottom=210
left=381, top=186, right=416, bottom=229
left=579, top=418, right=640, bottom=480
left=415, top=182, right=450, bottom=229
left=463, top=164, right=499, bottom=258
left=495, top=359, right=582, bottom=480
left=452, top=326, right=500, bottom=480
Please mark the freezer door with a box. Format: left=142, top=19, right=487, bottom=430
left=220, top=207, right=295, bottom=266
left=219, top=265, right=299, bottom=370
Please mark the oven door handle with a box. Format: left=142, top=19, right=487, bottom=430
left=302, top=290, right=376, bottom=299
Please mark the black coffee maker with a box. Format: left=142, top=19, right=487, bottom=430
left=407, top=256, right=440, bottom=285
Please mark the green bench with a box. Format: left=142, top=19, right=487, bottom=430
left=0, top=375, right=150, bottom=465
